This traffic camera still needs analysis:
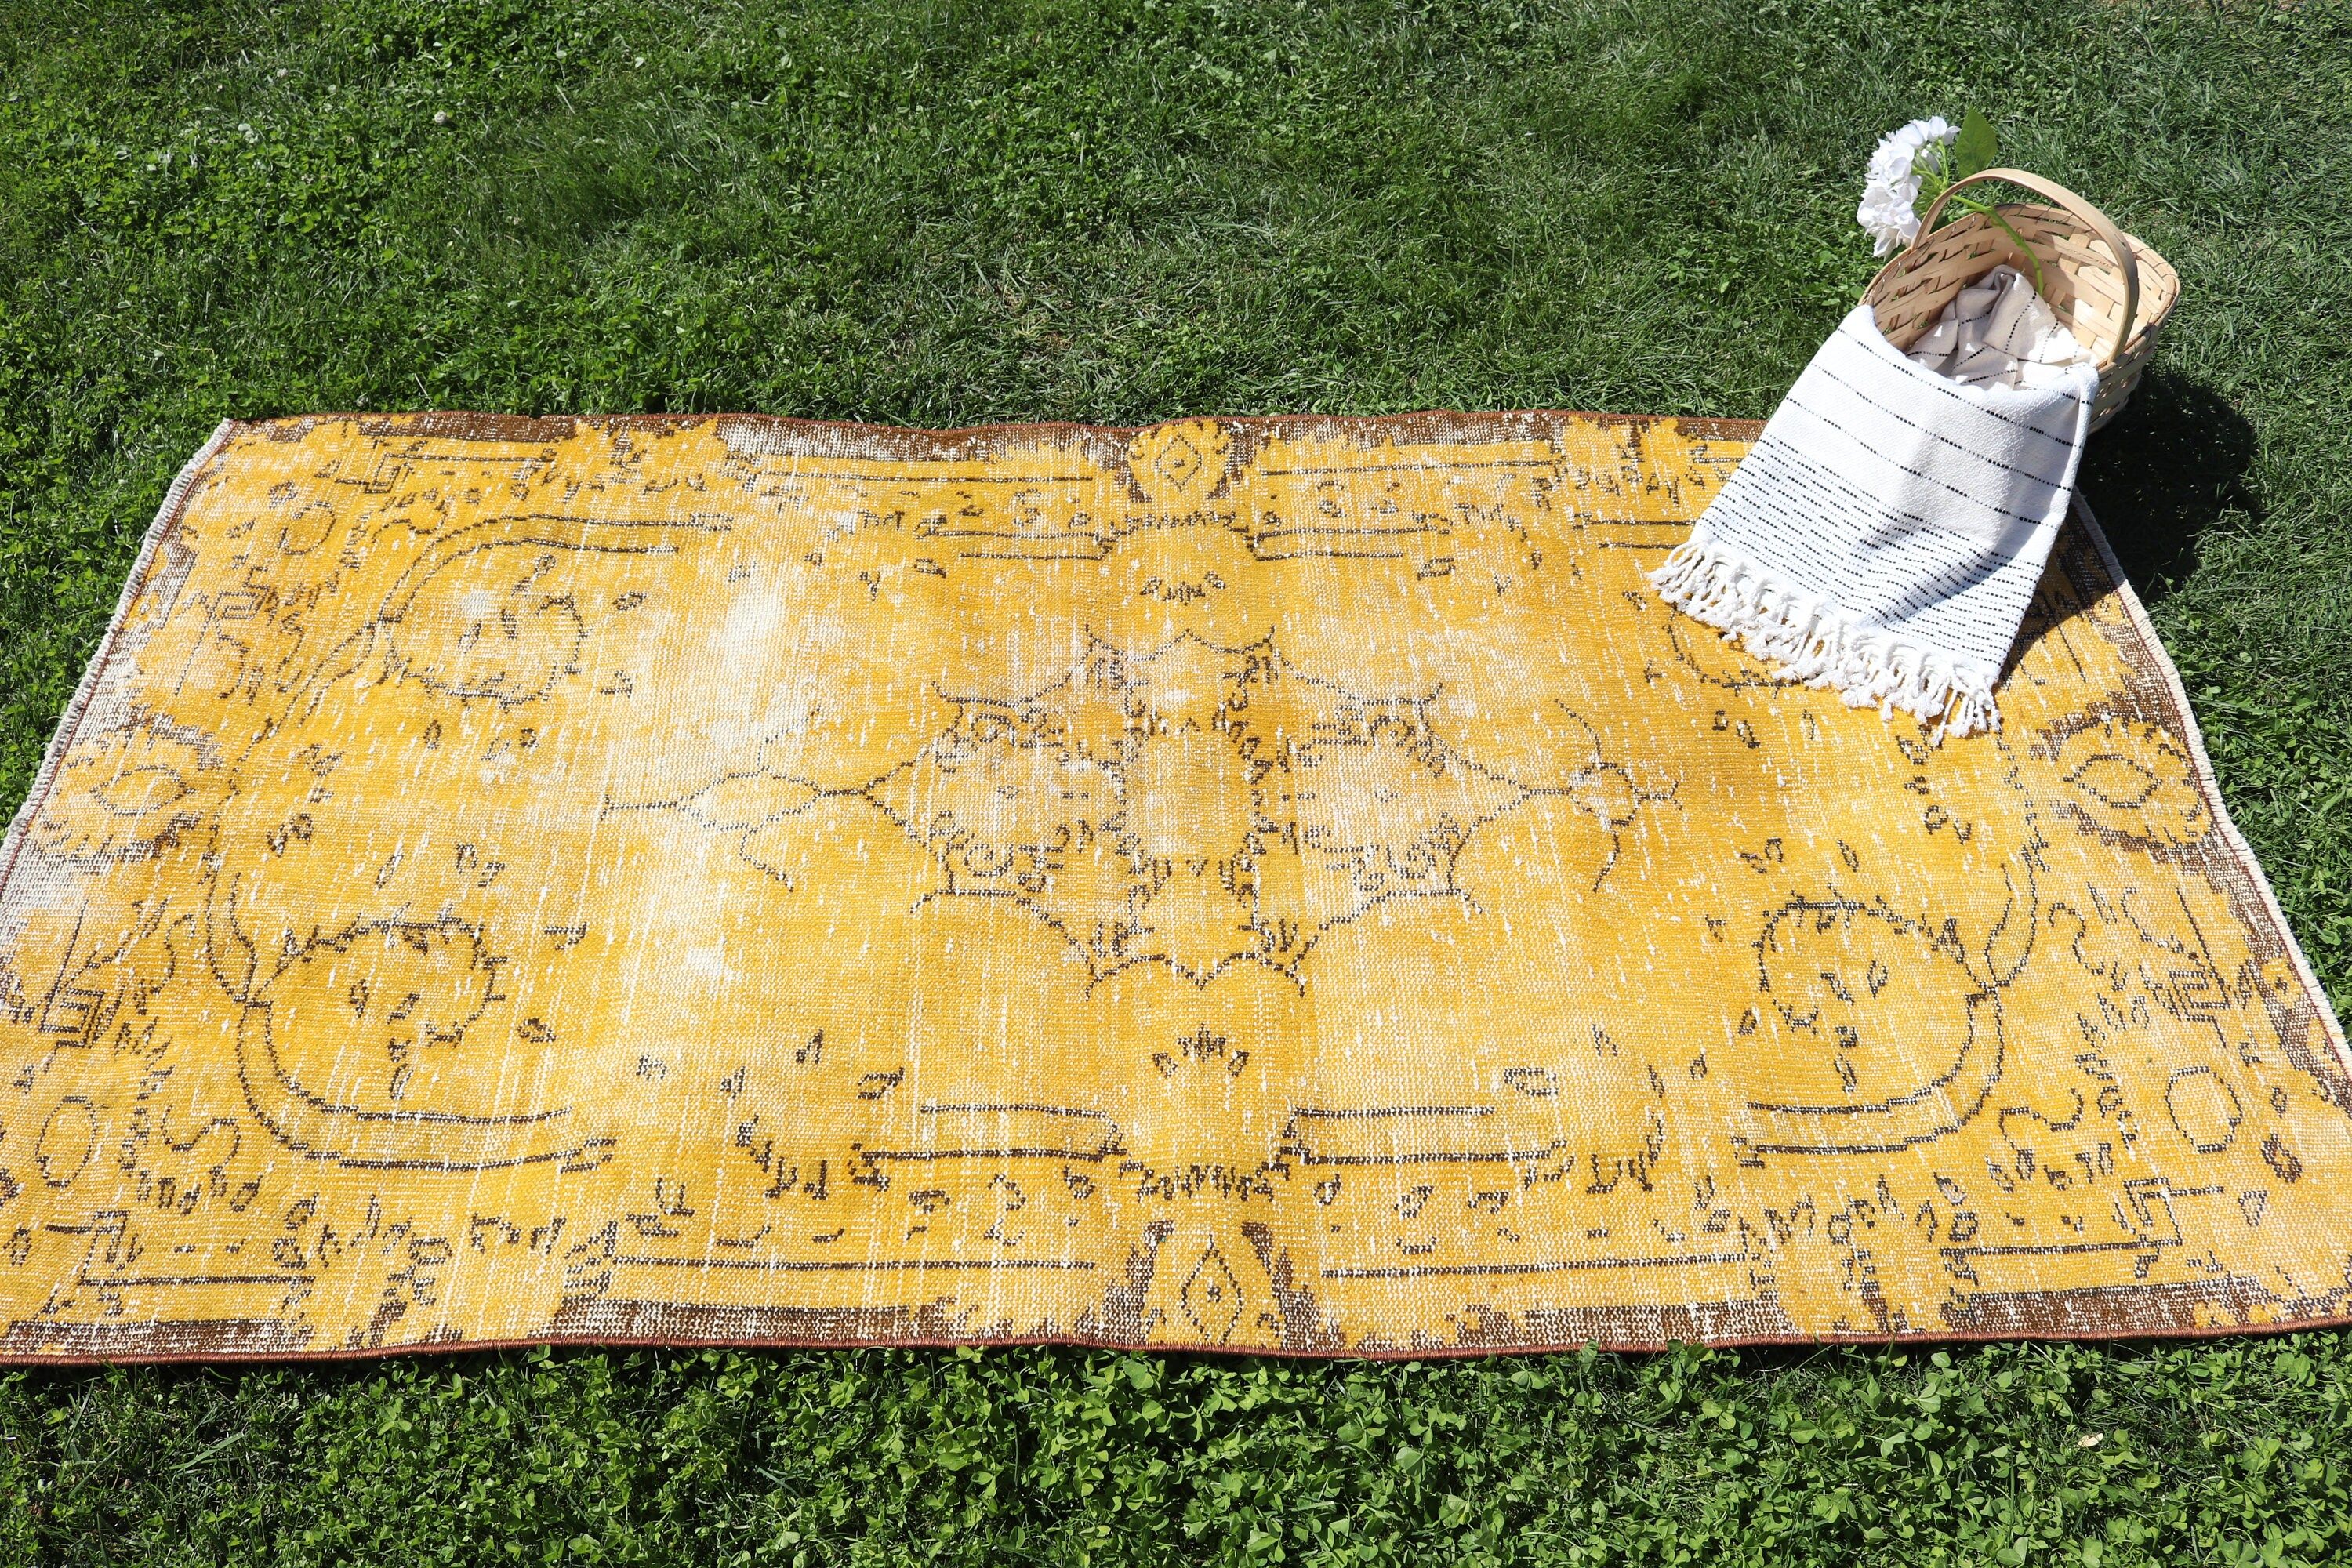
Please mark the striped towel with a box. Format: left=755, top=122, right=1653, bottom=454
left=1652, top=298, right=2099, bottom=739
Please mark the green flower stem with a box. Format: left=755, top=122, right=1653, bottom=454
left=1915, top=151, right=2052, bottom=302
left=1945, top=193, right=2051, bottom=300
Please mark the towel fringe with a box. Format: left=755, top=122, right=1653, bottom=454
left=1650, top=537, right=2001, bottom=742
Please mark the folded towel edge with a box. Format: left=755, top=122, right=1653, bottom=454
left=1650, top=535, right=2001, bottom=743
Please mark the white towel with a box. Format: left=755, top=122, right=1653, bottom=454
left=1651, top=285, right=2099, bottom=739
left=1908, top=265, right=2095, bottom=390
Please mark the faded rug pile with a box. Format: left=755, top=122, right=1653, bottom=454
left=0, top=410, right=2344, bottom=1361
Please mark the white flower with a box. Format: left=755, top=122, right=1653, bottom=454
left=1857, top=116, right=1957, bottom=256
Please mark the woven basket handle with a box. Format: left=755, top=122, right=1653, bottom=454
left=1910, top=166, right=2141, bottom=364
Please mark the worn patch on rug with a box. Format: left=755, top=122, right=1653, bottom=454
left=1, top=410, right=2345, bottom=1360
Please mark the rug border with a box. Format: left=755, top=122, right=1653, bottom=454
left=2071, top=495, right=2352, bottom=1082
left=1, top=414, right=2345, bottom=1367
left=0, top=419, right=233, bottom=909
left=225, top=405, right=1769, bottom=451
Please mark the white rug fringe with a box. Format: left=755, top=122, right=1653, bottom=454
left=1651, top=536, right=2000, bottom=742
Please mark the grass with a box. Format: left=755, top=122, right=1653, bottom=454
left=1, top=0, right=2349, bottom=1561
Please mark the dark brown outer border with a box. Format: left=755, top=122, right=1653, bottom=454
left=9, top=1294, right=2352, bottom=1368
left=254, top=405, right=1770, bottom=469
left=2, top=413, right=2346, bottom=1367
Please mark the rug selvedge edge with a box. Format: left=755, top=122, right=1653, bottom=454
left=2067, top=495, right=2352, bottom=1083
left=0, top=419, right=235, bottom=912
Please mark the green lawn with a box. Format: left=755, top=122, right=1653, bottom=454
left=3, top=0, right=2350, bottom=1561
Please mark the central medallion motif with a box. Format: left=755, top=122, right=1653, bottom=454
left=869, top=631, right=1566, bottom=986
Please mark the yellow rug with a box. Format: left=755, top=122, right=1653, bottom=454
left=1, top=410, right=2345, bottom=1360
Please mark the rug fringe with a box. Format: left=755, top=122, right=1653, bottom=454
left=1650, top=536, right=2000, bottom=742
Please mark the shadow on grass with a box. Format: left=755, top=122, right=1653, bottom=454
left=2076, top=370, right=2259, bottom=603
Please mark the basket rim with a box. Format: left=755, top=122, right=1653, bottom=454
left=1862, top=201, right=2179, bottom=367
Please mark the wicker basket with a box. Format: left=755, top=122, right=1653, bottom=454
left=1862, top=167, right=2180, bottom=432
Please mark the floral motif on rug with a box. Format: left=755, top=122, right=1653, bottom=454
left=0, top=409, right=2342, bottom=1359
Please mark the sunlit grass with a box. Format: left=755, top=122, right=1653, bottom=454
left=2, top=0, right=2349, bottom=1561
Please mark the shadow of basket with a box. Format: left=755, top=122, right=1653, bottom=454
left=2076, top=369, right=2259, bottom=602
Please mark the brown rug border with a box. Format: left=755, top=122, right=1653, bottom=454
left=2, top=411, right=2345, bottom=1366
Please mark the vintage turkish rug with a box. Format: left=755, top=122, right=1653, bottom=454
left=0, top=410, right=2345, bottom=1363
